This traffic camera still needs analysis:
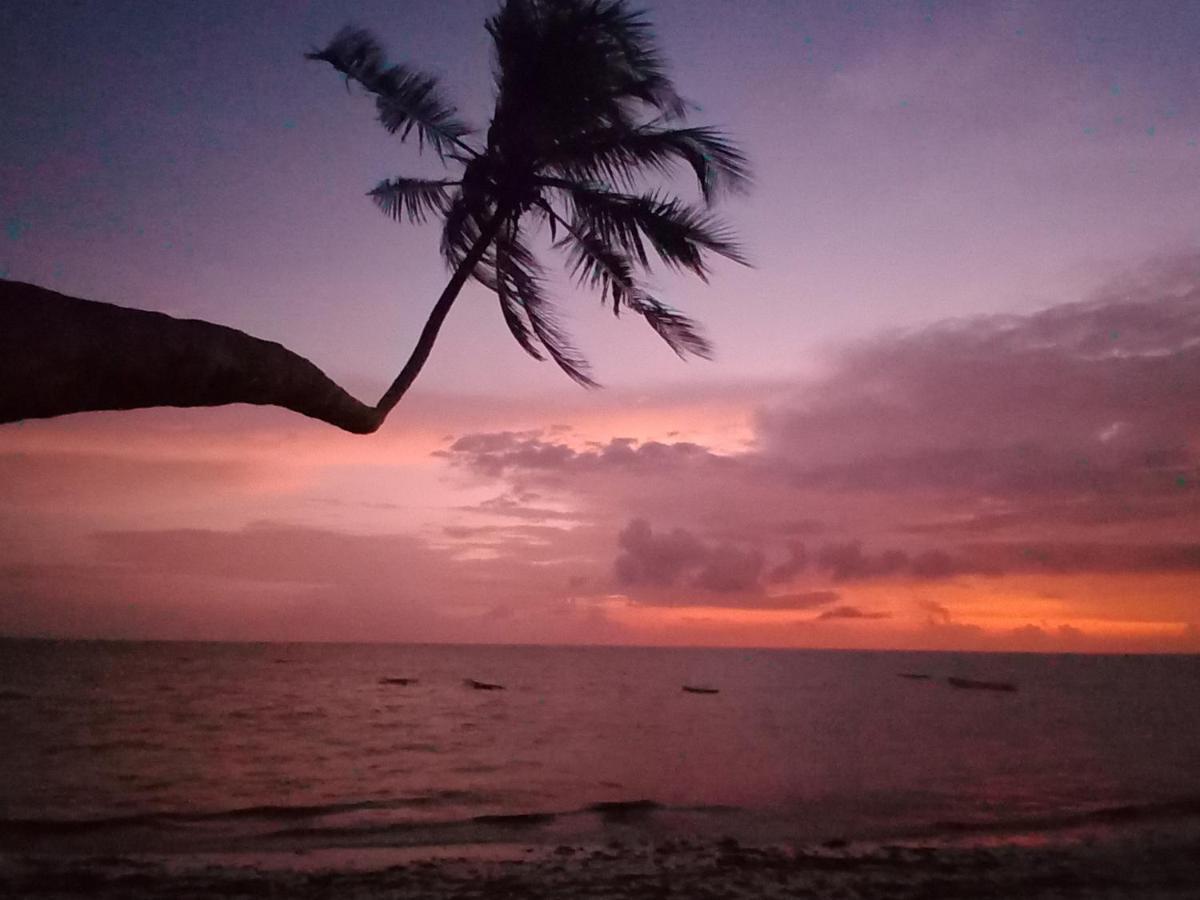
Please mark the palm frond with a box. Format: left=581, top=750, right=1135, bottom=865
left=552, top=183, right=747, bottom=277
left=306, top=26, right=473, bottom=157
left=368, top=177, right=458, bottom=224
left=496, top=280, right=544, bottom=362
left=550, top=125, right=750, bottom=202
left=523, top=292, right=597, bottom=388
left=629, top=296, right=713, bottom=359
left=439, top=188, right=495, bottom=275
left=584, top=0, right=687, bottom=118
left=630, top=195, right=748, bottom=274
left=486, top=0, right=686, bottom=161
left=487, top=224, right=542, bottom=361
left=493, top=223, right=597, bottom=386
left=555, top=219, right=639, bottom=312
left=310, top=3, right=745, bottom=398
left=542, top=201, right=713, bottom=360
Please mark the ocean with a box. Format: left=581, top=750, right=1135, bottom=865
left=2, top=640, right=1198, bottom=859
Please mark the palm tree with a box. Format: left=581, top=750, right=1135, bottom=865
left=312, top=0, right=749, bottom=420
left=1, top=0, right=747, bottom=433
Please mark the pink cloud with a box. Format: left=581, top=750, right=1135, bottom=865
left=4, top=254, right=1199, bottom=649
left=435, top=255, right=1200, bottom=635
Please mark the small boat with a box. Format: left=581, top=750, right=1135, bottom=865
left=379, top=677, right=418, bottom=686
left=947, top=676, right=1017, bottom=693
left=897, top=673, right=931, bottom=680
left=465, top=678, right=505, bottom=691
left=682, top=685, right=719, bottom=694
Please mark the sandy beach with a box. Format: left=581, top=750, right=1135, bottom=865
left=5, top=820, right=1200, bottom=899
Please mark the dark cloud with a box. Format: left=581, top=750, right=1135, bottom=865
left=815, top=541, right=909, bottom=581
left=758, top=261, right=1200, bottom=510
left=909, top=549, right=963, bottom=579
left=967, top=541, right=1200, bottom=575
left=916, top=599, right=953, bottom=625
left=693, top=543, right=765, bottom=593
left=438, top=255, right=1200, bottom=618
left=614, top=519, right=766, bottom=598
left=807, top=540, right=1200, bottom=582
left=457, top=492, right=582, bottom=522
left=758, top=590, right=841, bottom=610
left=614, top=519, right=707, bottom=588
left=438, top=431, right=578, bottom=478
left=614, top=520, right=830, bottom=607
left=816, top=605, right=891, bottom=621
left=898, top=494, right=1200, bottom=535
left=766, top=541, right=808, bottom=583
left=441, top=432, right=725, bottom=481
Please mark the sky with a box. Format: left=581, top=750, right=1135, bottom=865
left=1, top=0, right=1198, bottom=651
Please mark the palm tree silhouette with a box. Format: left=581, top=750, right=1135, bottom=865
left=309, top=0, right=749, bottom=419
left=1, top=0, right=747, bottom=433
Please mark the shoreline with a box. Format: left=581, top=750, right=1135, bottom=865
left=6, top=791, right=1200, bottom=857
left=4, top=818, right=1200, bottom=899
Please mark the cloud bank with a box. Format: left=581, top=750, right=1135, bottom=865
left=2, top=255, right=1198, bottom=649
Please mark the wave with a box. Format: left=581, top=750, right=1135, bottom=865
left=10, top=793, right=1196, bottom=852
left=0, top=791, right=503, bottom=839
left=922, top=795, right=1200, bottom=839
left=262, top=797, right=717, bottom=846
left=472, top=812, right=558, bottom=827
left=586, top=799, right=662, bottom=819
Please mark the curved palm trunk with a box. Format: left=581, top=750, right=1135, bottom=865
left=0, top=220, right=500, bottom=434
left=0, top=279, right=382, bottom=433
left=376, top=211, right=506, bottom=416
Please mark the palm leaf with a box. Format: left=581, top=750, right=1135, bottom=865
left=488, top=223, right=542, bottom=361
left=368, top=177, right=458, bottom=224
left=306, top=27, right=473, bottom=157
left=629, top=296, right=713, bottom=359
left=547, top=182, right=649, bottom=268
left=556, top=219, right=639, bottom=311
left=486, top=0, right=686, bottom=161
left=524, top=293, right=597, bottom=387
left=439, top=188, right=494, bottom=275
left=493, top=223, right=596, bottom=386
left=544, top=202, right=713, bottom=359
left=584, top=0, right=687, bottom=118
left=550, top=125, right=750, bottom=202
left=553, top=184, right=747, bottom=277
left=496, top=281, right=544, bottom=362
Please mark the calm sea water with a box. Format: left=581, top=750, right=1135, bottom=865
left=1, top=640, right=1198, bottom=855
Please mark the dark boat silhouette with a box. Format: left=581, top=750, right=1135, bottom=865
left=897, top=673, right=932, bottom=680
left=682, top=685, right=719, bottom=694
left=465, top=678, right=505, bottom=691
left=947, top=676, right=1017, bottom=692
left=378, top=677, right=418, bottom=686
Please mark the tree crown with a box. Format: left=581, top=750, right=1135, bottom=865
left=307, top=0, right=750, bottom=385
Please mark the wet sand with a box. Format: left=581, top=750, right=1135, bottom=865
left=4, top=822, right=1199, bottom=899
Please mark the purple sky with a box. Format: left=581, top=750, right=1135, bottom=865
left=2, top=1, right=1198, bottom=649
